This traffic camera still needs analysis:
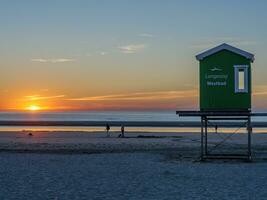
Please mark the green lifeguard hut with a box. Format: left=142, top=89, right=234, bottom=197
left=196, top=43, right=254, bottom=111
left=177, top=43, right=256, bottom=161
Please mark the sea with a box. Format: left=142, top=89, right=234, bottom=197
left=0, top=111, right=183, bottom=122
left=0, top=111, right=267, bottom=132
left=0, top=111, right=185, bottom=132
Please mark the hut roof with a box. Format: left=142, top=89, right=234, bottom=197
left=196, top=43, right=254, bottom=62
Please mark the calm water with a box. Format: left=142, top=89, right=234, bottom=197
left=0, top=111, right=193, bottom=132
left=0, top=111, right=267, bottom=132
left=1, top=111, right=267, bottom=121
left=0, top=111, right=184, bottom=121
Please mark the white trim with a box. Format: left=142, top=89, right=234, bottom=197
left=196, top=43, right=254, bottom=62
left=234, top=65, right=248, bottom=93
left=233, top=65, right=249, bottom=69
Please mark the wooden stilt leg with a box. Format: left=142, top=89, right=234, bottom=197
left=205, top=117, right=208, bottom=156
left=200, top=116, right=204, bottom=161
left=247, top=116, right=252, bottom=161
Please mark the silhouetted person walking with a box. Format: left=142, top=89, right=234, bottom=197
left=106, top=124, right=110, bottom=137
left=121, top=125, right=125, bottom=138
left=215, top=124, right=218, bottom=134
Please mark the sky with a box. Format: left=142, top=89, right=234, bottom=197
left=1, top=0, right=267, bottom=111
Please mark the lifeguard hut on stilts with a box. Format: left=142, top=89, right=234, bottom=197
left=177, top=43, right=255, bottom=161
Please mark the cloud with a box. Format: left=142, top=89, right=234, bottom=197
left=40, top=89, right=49, bottom=92
left=31, top=58, right=75, bottom=63
left=253, top=85, right=267, bottom=96
left=24, top=95, right=65, bottom=101
left=100, top=52, right=109, bottom=56
left=118, top=44, right=146, bottom=54
left=68, top=90, right=197, bottom=101
left=253, top=91, right=267, bottom=96
left=138, top=33, right=155, bottom=38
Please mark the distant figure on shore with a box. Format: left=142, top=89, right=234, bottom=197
left=118, top=125, right=125, bottom=138
left=106, top=124, right=110, bottom=137
left=28, top=132, right=33, bottom=137
left=121, top=125, right=125, bottom=138
left=215, top=125, right=218, bottom=134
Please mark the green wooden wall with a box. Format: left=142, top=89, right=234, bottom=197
left=199, top=50, right=251, bottom=111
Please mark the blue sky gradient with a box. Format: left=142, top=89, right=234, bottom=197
left=1, top=0, right=267, bottom=110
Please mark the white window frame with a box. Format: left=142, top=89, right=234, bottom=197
left=234, top=65, right=248, bottom=93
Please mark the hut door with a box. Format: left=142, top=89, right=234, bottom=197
left=234, top=65, right=248, bottom=93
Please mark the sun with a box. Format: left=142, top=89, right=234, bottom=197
left=26, top=105, right=41, bottom=111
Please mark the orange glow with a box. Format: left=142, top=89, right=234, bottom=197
left=0, top=89, right=199, bottom=111
left=25, top=105, right=41, bottom=111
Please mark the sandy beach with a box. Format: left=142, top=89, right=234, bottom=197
left=1, top=130, right=267, bottom=159
left=1, top=152, right=267, bottom=200
left=0, top=131, right=267, bottom=199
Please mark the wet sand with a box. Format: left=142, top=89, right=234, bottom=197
left=0, top=131, right=267, bottom=160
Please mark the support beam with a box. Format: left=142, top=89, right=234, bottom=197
left=204, top=117, right=208, bottom=156
left=177, top=111, right=254, bottom=161
left=247, top=116, right=252, bottom=161
left=200, top=116, right=204, bottom=161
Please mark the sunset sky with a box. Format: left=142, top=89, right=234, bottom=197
left=1, top=0, right=267, bottom=111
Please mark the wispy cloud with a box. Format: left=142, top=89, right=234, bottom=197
left=138, top=33, right=155, bottom=38
left=100, top=52, right=109, bottom=56
left=31, top=58, right=75, bottom=63
left=24, top=95, right=65, bottom=101
left=118, top=44, right=146, bottom=54
left=40, top=89, right=49, bottom=92
left=68, top=90, right=197, bottom=101
left=253, top=85, right=267, bottom=96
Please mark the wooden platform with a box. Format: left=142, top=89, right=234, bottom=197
left=176, top=110, right=267, bottom=117
left=176, top=110, right=258, bottom=161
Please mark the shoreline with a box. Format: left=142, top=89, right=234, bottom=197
left=2, top=120, right=267, bottom=127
